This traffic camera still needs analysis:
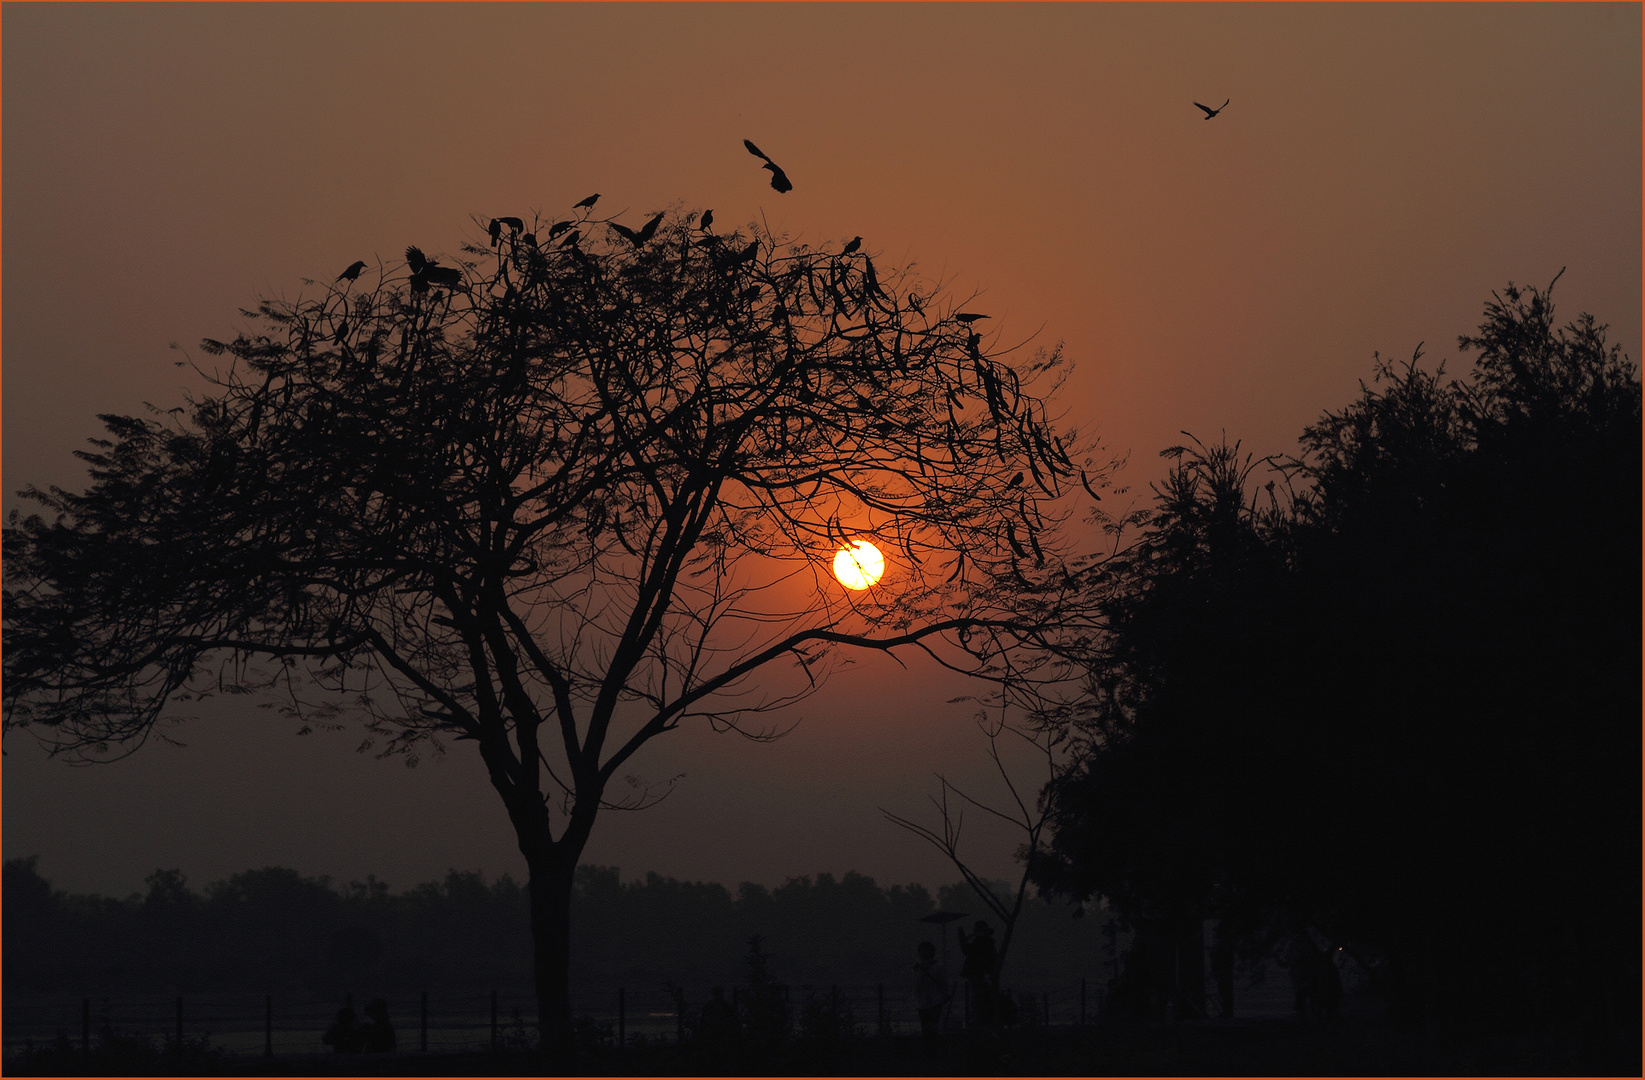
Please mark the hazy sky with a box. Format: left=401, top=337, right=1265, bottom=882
left=4, top=3, right=1639, bottom=899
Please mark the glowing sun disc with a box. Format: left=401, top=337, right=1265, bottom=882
left=832, top=540, right=886, bottom=590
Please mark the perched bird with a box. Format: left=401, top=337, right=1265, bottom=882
left=336, top=260, right=367, bottom=283
left=841, top=236, right=862, bottom=256
left=700, top=209, right=714, bottom=231
left=954, top=312, right=989, bottom=323
left=546, top=220, right=575, bottom=239
left=557, top=229, right=581, bottom=248
left=497, top=216, right=526, bottom=232
left=1007, top=471, right=1024, bottom=488
left=520, top=233, right=538, bottom=248
left=735, top=239, right=759, bottom=263
left=741, top=285, right=762, bottom=302
left=424, top=265, right=464, bottom=288
left=573, top=193, right=600, bottom=209
left=611, top=211, right=666, bottom=247
left=1194, top=98, right=1229, bottom=119
left=743, top=138, right=794, bottom=193
left=488, top=219, right=503, bottom=246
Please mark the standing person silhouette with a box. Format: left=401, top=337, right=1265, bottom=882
left=913, top=941, right=951, bottom=1058
left=957, top=921, right=1000, bottom=1027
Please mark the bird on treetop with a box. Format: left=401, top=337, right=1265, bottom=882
left=1194, top=98, right=1229, bottom=119
left=611, top=211, right=666, bottom=248
left=573, top=193, right=600, bottom=209
left=547, top=220, right=575, bottom=239
left=700, top=209, right=714, bottom=231
left=497, top=216, right=525, bottom=232
left=336, top=260, right=367, bottom=283
left=488, top=219, right=503, bottom=246
left=842, top=237, right=862, bottom=256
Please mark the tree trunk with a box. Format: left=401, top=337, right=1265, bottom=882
left=527, top=848, right=578, bottom=1057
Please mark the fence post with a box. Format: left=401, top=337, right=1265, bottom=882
left=1081, top=977, right=1087, bottom=1025
left=618, top=988, right=626, bottom=1048
left=81, top=998, right=90, bottom=1059
left=420, top=990, right=428, bottom=1052
left=175, top=996, right=183, bottom=1048
left=490, top=990, right=498, bottom=1052
left=264, top=995, right=273, bottom=1057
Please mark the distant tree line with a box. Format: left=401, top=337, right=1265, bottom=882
left=1031, top=277, right=1641, bottom=1037
left=4, top=857, right=1102, bottom=998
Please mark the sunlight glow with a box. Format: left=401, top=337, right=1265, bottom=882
left=832, top=540, right=886, bottom=590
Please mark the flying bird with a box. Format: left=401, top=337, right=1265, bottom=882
left=1194, top=98, right=1229, bottom=119
left=405, top=245, right=429, bottom=273
left=841, top=236, right=862, bottom=256
left=611, top=211, right=666, bottom=247
left=336, top=260, right=367, bottom=283
left=573, top=193, right=600, bottom=209
left=743, top=139, right=793, bottom=193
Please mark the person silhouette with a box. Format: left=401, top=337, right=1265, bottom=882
left=321, top=1000, right=363, bottom=1053
left=360, top=998, right=396, bottom=1053
left=957, top=921, right=999, bottom=1028
left=698, top=985, right=739, bottom=1060
left=913, top=940, right=951, bottom=1058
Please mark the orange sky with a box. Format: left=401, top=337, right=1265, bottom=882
left=4, top=3, right=1639, bottom=897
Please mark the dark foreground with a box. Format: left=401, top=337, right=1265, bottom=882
left=8, top=1019, right=1638, bottom=1077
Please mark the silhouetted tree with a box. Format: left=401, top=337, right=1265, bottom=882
left=1034, top=277, right=1640, bottom=1037
left=3, top=208, right=1099, bottom=1050
left=882, top=713, right=1068, bottom=987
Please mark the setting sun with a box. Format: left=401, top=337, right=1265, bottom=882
left=832, top=540, right=886, bottom=590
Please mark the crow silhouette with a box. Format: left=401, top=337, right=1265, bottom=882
left=558, top=229, right=581, bottom=248
left=573, top=193, right=600, bottom=209
left=1194, top=98, right=1229, bottom=119
left=611, top=211, right=666, bottom=247
left=336, top=260, right=367, bottom=283
left=497, top=216, right=525, bottom=231
left=405, top=245, right=429, bottom=273
left=488, top=219, right=503, bottom=246
left=423, top=265, right=463, bottom=288
left=547, top=220, right=575, bottom=239
left=743, top=139, right=793, bottom=193
left=955, top=312, right=989, bottom=323
left=700, top=209, right=714, bottom=231
left=841, top=236, right=862, bottom=256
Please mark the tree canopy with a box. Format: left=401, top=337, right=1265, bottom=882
left=1032, top=277, right=1641, bottom=1032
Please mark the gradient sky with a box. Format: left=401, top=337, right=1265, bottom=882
left=4, top=3, right=1639, bottom=899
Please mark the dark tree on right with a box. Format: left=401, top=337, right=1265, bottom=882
left=1033, top=275, right=1640, bottom=1056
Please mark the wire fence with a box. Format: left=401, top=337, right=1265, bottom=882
left=4, top=970, right=1304, bottom=1061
